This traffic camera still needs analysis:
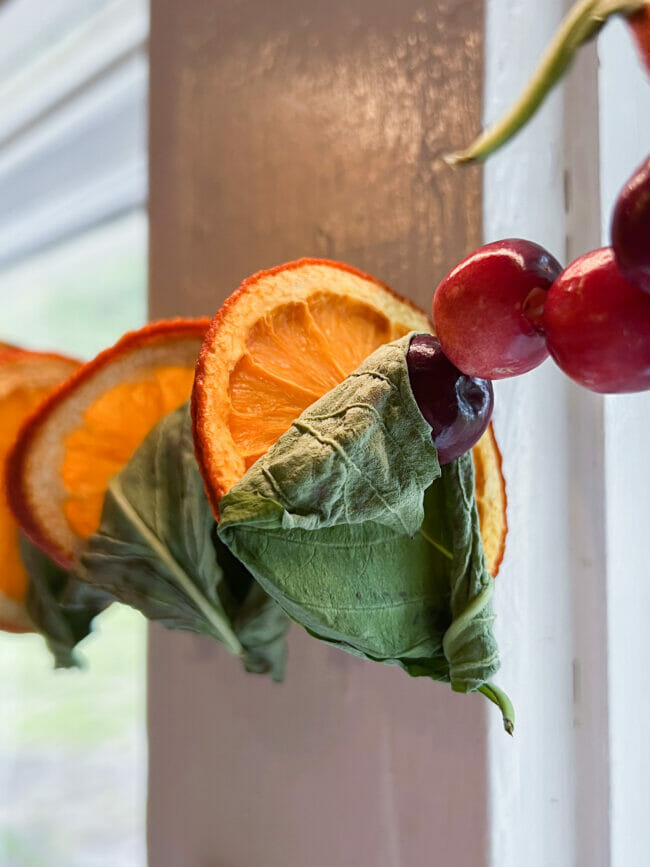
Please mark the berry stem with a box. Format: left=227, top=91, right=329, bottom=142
left=445, top=0, right=646, bottom=166
left=479, top=682, right=516, bottom=735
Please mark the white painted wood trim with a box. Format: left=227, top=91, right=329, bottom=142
left=485, top=3, right=650, bottom=865
left=598, top=19, right=650, bottom=867
left=484, top=4, right=578, bottom=865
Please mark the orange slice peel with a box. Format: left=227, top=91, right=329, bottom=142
left=8, top=319, right=210, bottom=570
left=192, top=257, right=507, bottom=575
left=0, top=349, right=80, bottom=632
left=192, top=258, right=431, bottom=512
left=472, top=422, right=507, bottom=576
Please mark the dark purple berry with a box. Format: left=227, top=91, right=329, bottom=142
left=407, top=334, right=494, bottom=464
left=611, top=155, right=650, bottom=294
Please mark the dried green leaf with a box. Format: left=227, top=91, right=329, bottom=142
left=20, top=536, right=110, bottom=668
left=219, top=336, right=502, bottom=695
left=79, top=404, right=288, bottom=681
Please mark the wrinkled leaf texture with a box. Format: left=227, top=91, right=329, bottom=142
left=20, top=535, right=111, bottom=668
left=219, top=335, right=500, bottom=694
left=79, top=404, right=288, bottom=681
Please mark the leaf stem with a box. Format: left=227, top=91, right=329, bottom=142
left=108, top=481, right=246, bottom=659
left=443, top=579, right=494, bottom=658
left=479, top=683, right=515, bottom=735
left=445, top=0, right=646, bottom=165
left=416, top=528, right=454, bottom=560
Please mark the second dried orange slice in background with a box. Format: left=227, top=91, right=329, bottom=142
left=192, top=258, right=507, bottom=575
left=0, top=349, right=80, bottom=631
left=8, top=319, right=209, bottom=569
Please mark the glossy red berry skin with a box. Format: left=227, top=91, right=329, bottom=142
left=433, top=239, right=562, bottom=379
left=628, top=7, right=650, bottom=75
left=407, top=334, right=493, bottom=465
left=611, top=155, right=650, bottom=293
left=543, top=247, right=650, bottom=393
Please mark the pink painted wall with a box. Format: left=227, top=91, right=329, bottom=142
left=147, top=2, right=487, bottom=863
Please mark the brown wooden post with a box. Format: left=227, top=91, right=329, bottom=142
left=148, top=2, right=487, bottom=863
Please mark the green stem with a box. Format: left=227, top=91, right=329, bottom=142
left=445, top=0, right=646, bottom=165
left=109, top=481, right=246, bottom=659
left=479, top=682, right=515, bottom=735
left=443, top=579, right=494, bottom=658
left=416, top=528, right=454, bottom=560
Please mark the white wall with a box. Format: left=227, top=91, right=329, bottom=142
left=484, top=3, right=650, bottom=865
left=599, top=18, right=650, bottom=867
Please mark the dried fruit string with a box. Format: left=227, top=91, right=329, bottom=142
left=446, top=0, right=649, bottom=165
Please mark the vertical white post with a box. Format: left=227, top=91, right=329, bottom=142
left=599, top=19, right=650, bottom=867
left=484, top=2, right=605, bottom=865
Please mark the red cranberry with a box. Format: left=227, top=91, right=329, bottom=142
left=543, top=247, right=650, bottom=393
left=433, top=239, right=562, bottom=379
left=611, top=155, right=650, bottom=294
left=628, top=7, right=650, bottom=76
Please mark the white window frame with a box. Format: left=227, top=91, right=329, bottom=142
left=485, top=3, right=650, bottom=866
left=0, top=0, right=148, bottom=270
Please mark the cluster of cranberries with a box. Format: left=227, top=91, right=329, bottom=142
left=434, top=155, right=650, bottom=394
left=407, top=155, right=650, bottom=463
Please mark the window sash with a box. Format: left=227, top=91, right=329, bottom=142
left=0, top=0, right=148, bottom=270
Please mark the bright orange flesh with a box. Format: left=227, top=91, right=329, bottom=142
left=0, top=351, right=80, bottom=632
left=61, top=366, right=195, bottom=537
left=0, top=387, right=54, bottom=602
left=8, top=320, right=210, bottom=569
left=228, top=295, right=408, bottom=468
left=193, top=260, right=430, bottom=509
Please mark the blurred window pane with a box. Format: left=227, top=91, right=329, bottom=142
left=0, top=212, right=147, bottom=357
left=0, top=0, right=148, bottom=269
left=0, top=0, right=149, bottom=864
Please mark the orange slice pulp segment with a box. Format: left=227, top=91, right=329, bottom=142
left=8, top=320, right=209, bottom=569
left=61, top=366, right=195, bottom=538
left=192, top=258, right=507, bottom=575
left=0, top=351, right=80, bottom=631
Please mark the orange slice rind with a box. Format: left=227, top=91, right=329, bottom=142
left=472, top=423, right=507, bottom=577
left=0, top=349, right=80, bottom=631
left=192, top=258, right=432, bottom=512
left=192, top=257, right=507, bottom=575
left=8, top=319, right=209, bottom=570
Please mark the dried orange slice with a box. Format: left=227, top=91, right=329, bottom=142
left=8, top=319, right=209, bottom=569
left=473, top=422, right=507, bottom=576
left=0, top=349, right=80, bottom=631
left=192, top=258, right=507, bottom=575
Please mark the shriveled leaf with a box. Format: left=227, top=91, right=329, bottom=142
left=20, top=535, right=111, bottom=668
left=78, top=403, right=288, bottom=680
left=219, top=336, right=508, bottom=713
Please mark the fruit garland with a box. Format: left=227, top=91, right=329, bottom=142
left=0, top=2, right=648, bottom=738
left=432, top=160, right=650, bottom=393
left=441, top=0, right=650, bottom=392
left=1, top=265, right=514, bottom=731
